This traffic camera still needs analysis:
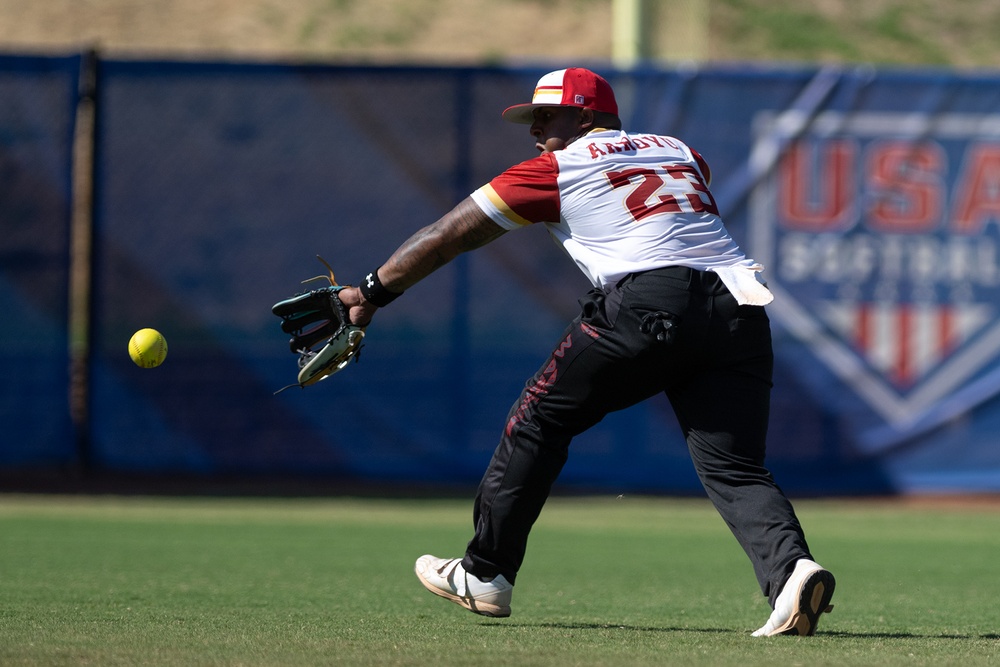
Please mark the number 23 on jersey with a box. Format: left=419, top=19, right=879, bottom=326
left=607, top=163, right=720, bottom=221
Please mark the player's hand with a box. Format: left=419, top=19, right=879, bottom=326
left=336, top=285, right=378, bottom=327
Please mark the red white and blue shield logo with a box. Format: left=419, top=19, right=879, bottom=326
left=749, top=111, right=1000, bottom=451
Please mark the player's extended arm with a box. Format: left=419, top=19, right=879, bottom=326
left=380, top=196, right=506, bottom=292
left=340, top=196, right=507, bottom=324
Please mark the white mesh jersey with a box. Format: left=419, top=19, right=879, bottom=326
left=471, top=129, right=772, bottom=304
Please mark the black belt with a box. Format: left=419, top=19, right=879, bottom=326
left=618, top=265, right=724, bottom=292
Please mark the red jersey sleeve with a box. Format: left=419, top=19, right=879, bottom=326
left=691, top=148, right=712, bottom=186
left=480, top=153, right=561, bottom=225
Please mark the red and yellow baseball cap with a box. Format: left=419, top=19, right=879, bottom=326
left=502, top=68, right=619, bottom=124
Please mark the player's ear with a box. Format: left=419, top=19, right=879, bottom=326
left=578, top=108, right=595, bottom=129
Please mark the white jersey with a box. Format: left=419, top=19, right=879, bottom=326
left=471, top=129, right=772, bottom=305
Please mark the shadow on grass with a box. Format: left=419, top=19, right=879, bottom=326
left=487, top=622, right=733, bottom=635
left=823, top=631, right=1000, bottom=640
left=490, top=622, right=1000, bottom=641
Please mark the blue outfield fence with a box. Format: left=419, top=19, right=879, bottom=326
left=0, top=54, right=80, bottom=467
left=4, top=54, right=1000, bottom=495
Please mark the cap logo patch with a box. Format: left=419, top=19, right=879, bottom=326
left=574, top=94, right=586, bottom=104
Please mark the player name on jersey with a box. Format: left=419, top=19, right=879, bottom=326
left=583, top=133, right=686, bottom=158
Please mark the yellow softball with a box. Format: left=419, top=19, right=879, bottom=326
left=128, top=328, right=168, bottom=368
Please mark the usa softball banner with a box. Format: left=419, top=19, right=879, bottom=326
left=733, top=70, right=1000, bottom=492
left=750, top=109, right=1000, bottom=455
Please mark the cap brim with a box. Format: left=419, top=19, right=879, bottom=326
left=501, top=103, right=540, bottom=124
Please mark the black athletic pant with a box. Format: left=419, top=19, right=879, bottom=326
left=461, top=266, right=812, bottom=606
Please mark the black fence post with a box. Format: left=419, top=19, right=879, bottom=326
left=69, top=47, right=99, bottom=473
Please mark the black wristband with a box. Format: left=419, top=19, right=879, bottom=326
left=360, top=267, right=403, bottom=307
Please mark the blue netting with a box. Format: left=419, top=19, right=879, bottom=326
left=0, top=54, right=79, bottom=466
left=7, top=56, right=1000, bottom=494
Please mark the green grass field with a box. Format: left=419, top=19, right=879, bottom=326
left=1, top=494, right=999, bottom=666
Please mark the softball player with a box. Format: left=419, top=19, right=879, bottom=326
left=337, top=68, right=835, bottom=636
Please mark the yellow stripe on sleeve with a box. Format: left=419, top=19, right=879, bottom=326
left=480, top=183, right=534, bottom=227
